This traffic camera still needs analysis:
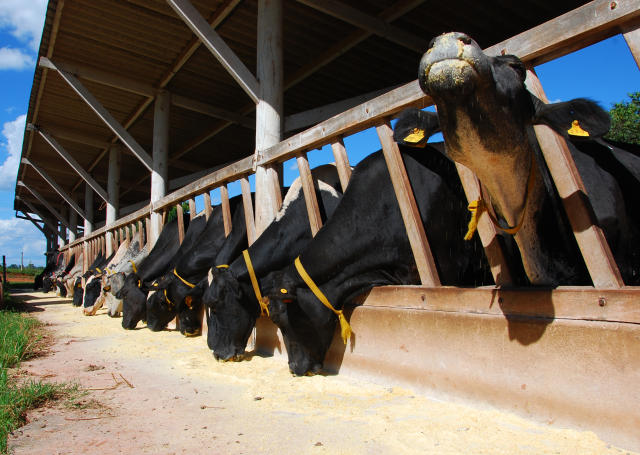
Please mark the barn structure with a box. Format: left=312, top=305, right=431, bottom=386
left=12, top=0, right=640, bottom=450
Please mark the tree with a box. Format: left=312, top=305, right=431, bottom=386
left=605, top=92, right=640, bottom=145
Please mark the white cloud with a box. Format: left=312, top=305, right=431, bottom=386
left=0, top=217, right=46, bottom=266
left=0, top=0, right=47, bottom=51
left=0, top=114, right=25, bottom=190
left=0, top=46, right=34, bottom=70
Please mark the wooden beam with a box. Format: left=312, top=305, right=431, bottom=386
left=330, top=137, right=352, bottom=192
left=188, top=198, right=196, bottom=220
left=40, top=57, right=154, bottom=171
left=622, top=23, right=640, bottom=69
left=296, top=153, right=323, bottom=236
left=455, top=163, right=513, bottom=286
left=166, top=0, right=260, bottom=104
left=32, top=126, right=109, bottom=202
left=296, top=0, right=427, bottom=53
left=38, top=124, right=111, bottom=150
left=376, top=121, right=440, bottom=286
left=526, top=68, right=624, bottom=288
left=176, top=203, right=185, bottom=244
left=16, top=196, right=66, bottom=241
left=22, top=157, right=86, bottom=219
left=18, top=211, right=47, bottom=236
left=17, top=182, right=73, bottom=232
left=284, top=87, right=396, bottom=132
left=239, top=177, right=256, bottom=246
left=203, top=192, right=213, bottom=221
left=172, top=95, right=254, bottom=129
left=220, top=185, right=232, bottom=237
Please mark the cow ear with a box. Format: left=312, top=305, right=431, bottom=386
left=531, top=96, right=611, bottom=139
left=393, top=108, right=440, bottom=147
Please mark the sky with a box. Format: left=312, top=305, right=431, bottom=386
left=0, top=2, right=638, bottom=266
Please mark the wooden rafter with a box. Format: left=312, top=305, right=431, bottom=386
left=17, top=182, right=73, bottom=232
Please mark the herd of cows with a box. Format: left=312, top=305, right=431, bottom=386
left=34, top=34, right=640, bottom=376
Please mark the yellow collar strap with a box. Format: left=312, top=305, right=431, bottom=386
left=464, top=154, right=536, bottom=240
left=173, top=268, right=196, bottom=288
left=293, top=257, right=352, bottom=345
left=242, top=250, right=269, bottom=317
left=216, top=264, right=229, bottom=269
left=129, top=260, right=137, bottom=274
left=95, top=267, right=102, bottom=273
left=164, top=288, right=174, bottom=308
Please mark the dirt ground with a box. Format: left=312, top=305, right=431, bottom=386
left=6, top=291, right=637, bottom=455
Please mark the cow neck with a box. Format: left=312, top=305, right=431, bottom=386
left=241, top=250, right=270, bottom=317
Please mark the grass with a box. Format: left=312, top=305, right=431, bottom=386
left=0, top=308, right=77, bottom=453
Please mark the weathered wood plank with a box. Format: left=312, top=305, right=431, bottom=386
left=188, top=198, right=196, bottom=220
left=240, top=177, right=257, bottom=245
left=296, top=153, right=323, bottom=236
left=526, top=68, right=624, bottom=288
left=330, top=137, right=352, bottom=192
left=220, top=185, right=232, bottom=237
left=176, top=203, right=185, bottom=244
left=203, top=192, right=213, bottom=221
left=622, top=22, right=640, bottom=69
left=376, top=121, right=440, bottom=286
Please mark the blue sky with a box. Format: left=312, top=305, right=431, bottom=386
left=0, top=2, right=638, bottom=266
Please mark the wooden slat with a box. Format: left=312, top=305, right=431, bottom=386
left=376, top=121, right=440, bottom=286
left=176, top=204, right=185, bottom=244
left=526, top=68, right=624, bottom=289
left=220, top=185, right=232, bottom=237
left=296, top=153, right=323, bottom=236
left=188, top=198, right=196, bottom=220
left=623, top=23, right=640, bottom=69
left=240, top=177, right=257, bottom=245
left=455, top=163, right=513, bottom=286
left=145, top=216, right=151, bottom=251
left=330, top=137, right=352, bottom=192
left=203, top=192, right=213, bottom=221
left=138, top=220, right=144, bottom=248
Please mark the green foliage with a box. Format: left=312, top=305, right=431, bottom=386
left=0, top=310, right=77, bottom=453
left=605, top=92, right=640, bottom=145
left=166, top=202, right=191, bottom=223
left=4, top=266, right=44, bottom=277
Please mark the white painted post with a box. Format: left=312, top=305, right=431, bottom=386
left=68, top=207, right=77, bottom=243
left=106, top=144, right=121, bottom=256
left=254, top=0, right=283, bottom=236
left=150, top=90, right=170, bottom=248
left=84, top=183, right=94, bottom=235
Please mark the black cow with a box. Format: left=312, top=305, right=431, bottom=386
left=203, top=166, right=352, bottom=362
left=406, top=31, right=640, bottom=286
left=145, top=195, right=246, bottom=335
left=79, top=252, right=114, bottom=308
left=261, top=146, right=492, bottom=375
left=117, top=213, right=202, bottom=329
left=54, top=254, right=77, bottom=298
left=35, top=253, right=58, bottom=290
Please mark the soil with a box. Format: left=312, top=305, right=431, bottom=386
left=7, top=291, right=637, bottom=455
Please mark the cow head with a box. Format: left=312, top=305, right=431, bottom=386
left=72, top=277, right=84, bottom=307
left=105, top=272, right=125, bottom=317
left=82, top=276, right=103, bottom=313
left=203, top=267, right=257, bottom=362
left=262, top=270, right=335, bottom=376
left=410, top=32, right=610, bottom=285
left=118, top=272, right=148, bottom=329
left=145, top=274, right=205, bottom=336
left=145, top=275, right=177, bottom=332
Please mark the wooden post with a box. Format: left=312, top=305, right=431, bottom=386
left=526, top=67, right=623, bottom=288
left=188, top=198, right=196, bottom=220
left=68, top=206, right=77, bottom=243
left=2, top=256, right=6, bottom=285
left=254, top=0, right=283, bottom=236
left=176, top=203, right=185, bottom=244
left=240, top=176, right=257, bottom=245
left=376, top=120, right=440, bottom=286
left=296, top=153, right=323, bottom=236
left=145, top=216, right=152, bottom=251
left=138, top=220, right=144, bottom=248
left=203, top=192, right=213, bottom=221
left=220, top=185, right=232, bottom=237
left=455, top=163, right=513, bottom=285
left=83, top=184, right=93, bottom=274
left=150, top=90, right=170, bottom=249
left=331, top=137, right=352, bottom=192
left=106, top=144, right=121, bottom=256
left=623, top=24, right=640, bottom=69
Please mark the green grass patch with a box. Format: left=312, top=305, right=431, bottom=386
left=0, top=309, right=77, bottom=453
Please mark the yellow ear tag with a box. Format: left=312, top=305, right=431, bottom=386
left=137, top=280, right=141, bottom=288
left=185, top=296, right=193, bottom=309
left=152, top=282, right=158, bottom=288
left=280, top=288, right=288, bottom=294
left=568, top=119, right=589, bottom=137
left=403, top=128, right=426, bottom=143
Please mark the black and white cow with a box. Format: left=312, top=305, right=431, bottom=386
left=203, top=166, right=352, bottom=362
left=117, top=213, right=203, bottom=330
left=145, top=195, right=246, bottom=336
left=104, top=240, right=149, bottom=317
left=261, top=147, right=492, bottom=375
left=404, top=31, right=640, bottom=286
left=35, top=253, right=57, bottom=290
left=78, top=251, right=114, bottom=309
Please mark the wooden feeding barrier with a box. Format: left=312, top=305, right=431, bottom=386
left=54, top=0, right=640, bottom=449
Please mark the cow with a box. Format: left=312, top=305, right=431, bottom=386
left=104, top=242, right=149, bottom=317
left=73, top=251, right=113, bottom=307
left=145, top=195, right=246, bottom=336
left=43, top=252, right=66, bottom=292
left=83, top=238, right=138, bottom=315
left=63, top=253, right=84, bottom=298
left=35, top=253, right=57, bottom=290
left=54, top=254, right=76, bottom=297
left=71, top=252, right=107, bottom=307
left=404, top=31, right=640, bottom=286
left=117, top=213, right=202, bottom=330
left=260, top=146, right=492, bottom=375
left=203, top=165, right=345, bottom=362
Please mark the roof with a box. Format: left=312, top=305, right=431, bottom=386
left=14, top=0, right=590, bottom=228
